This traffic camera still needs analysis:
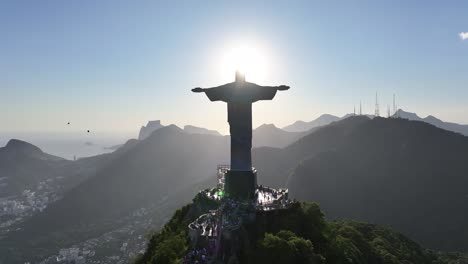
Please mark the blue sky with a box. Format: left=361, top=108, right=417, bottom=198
left=1, top=0, right=467, bottom=135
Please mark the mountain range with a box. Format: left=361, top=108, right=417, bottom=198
left=282, top=114, right=341, bottom=132
left=395, top=109, right=468, bottom=136
left=138, top=109, right=468, bottom=145
left=0, top=126, right=229, bottom=263
left=183, top=125, right=222, bottom=136
left=253, top=116, right=468, bottom=251
left=139, top=121, right=221, bottom=140
left=1, top=111, right=468, bottom=262
left=137, top=121, right=310, bottom=149
left=0, top=140, right=66, bottom=197
left=282, top=109, right=468, bottom=137
left=252, top=124, right=309, bottom=148
left=0, top=139, right=117, bottom=198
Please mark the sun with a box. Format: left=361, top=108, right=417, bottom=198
left=221, top=45, right=268, bottom=84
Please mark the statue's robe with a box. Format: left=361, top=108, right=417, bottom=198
left=200, top=81, right=280, bottom=171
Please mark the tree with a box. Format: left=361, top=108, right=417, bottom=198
left=257, top=230, right=324, bottom=264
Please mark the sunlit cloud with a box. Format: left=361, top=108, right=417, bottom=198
left=459, top=32, right=468, bottom=40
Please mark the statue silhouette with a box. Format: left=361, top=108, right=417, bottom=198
left=193, top=71, right=289, bottom=198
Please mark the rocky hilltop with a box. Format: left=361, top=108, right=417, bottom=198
left=139, top=120, right=165, bottom=140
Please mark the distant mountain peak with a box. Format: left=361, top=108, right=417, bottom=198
left=5, top=139, right=43, bottom=153
left=424, top=115, right=442, bottom=123
left=287, top=120, right=307, bottom=126
left=183, top=125, right=222, bottom=136
left=283, top=114, right=340, bottom=132
left=138, top=120, right=165, bottom=140
left=2, top=139, right=64, bottom=161
left=318, top=113, right=338, bottom=119
left=394, top=109, right=468, bottom=136
left=158, top=124, right=183, bottom=133
left=253, top=123, right=306, bottom=148
left=146, top=124, right=184, bottom=138
left=395, top=109, right=422, bottom=120
left=146, top=120, right=161, bottom=126
left=256, top=123, right=279, bottom=130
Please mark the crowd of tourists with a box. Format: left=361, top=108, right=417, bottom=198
left=189, top=211, right=219, bottom=238
left=255, top=185, right=291, bottom=211
left=182, top=246, right=213, bottom=264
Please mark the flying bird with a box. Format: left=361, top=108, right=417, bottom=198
left=87, top=130, right=90, bottom=133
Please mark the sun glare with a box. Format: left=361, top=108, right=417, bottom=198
left=221, top=45, right=268, bottom=84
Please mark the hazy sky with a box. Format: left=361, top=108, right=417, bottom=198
left=1, top=0, right=467, bottom=136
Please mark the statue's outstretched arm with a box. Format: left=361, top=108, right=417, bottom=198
left=253, top=84, right=290, bottom=91
left=191, top=83, right=232, bottom=93
left=277, top=85, right=290, bottom=91
left=191, top=83, right=232, bottom=102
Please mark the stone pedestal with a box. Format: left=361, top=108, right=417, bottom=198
left=225, top=169, right=257, bottom=199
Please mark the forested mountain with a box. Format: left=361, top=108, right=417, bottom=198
left=254, top=116, right=468, bottom=251
left=0, top=139, right=117, bottom=198
left=0, top=126, right=229, bottom=263
left=3, top=116, right=468, bottom=262
left=0, top=139, right=67, bottom=197
left=135, top=196, right=468, bottom=264
left=0, top=122, right=305, bottom=263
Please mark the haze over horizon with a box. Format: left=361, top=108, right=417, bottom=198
left=2, top=0, right=468, bottom=135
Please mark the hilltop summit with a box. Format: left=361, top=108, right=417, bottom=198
left=135, top=195, right=468, bottom=264
left=2, top=139, right=64, bottom=161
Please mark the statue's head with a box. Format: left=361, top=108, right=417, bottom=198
left=235, top=71, right=245, bottom=83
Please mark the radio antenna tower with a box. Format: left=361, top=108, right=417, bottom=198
left=354, top=105, right=356, bottom=116
left=374, top=92, right=380, bottom=117
left=359, top=101, right=362, bottom=115
left=387, top=104, right=391, bottom=118
left=393, top=94, right=398, bottom=118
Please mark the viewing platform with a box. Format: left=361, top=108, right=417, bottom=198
left=202, top=165, right=292, bottom=210
left=186, top=165, right=294, bottom=263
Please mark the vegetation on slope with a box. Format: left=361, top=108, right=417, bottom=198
left=134, top=193, right=220, bottom=264
left=253, top=116, right=468, bottom=251
left=135, top=195, right=468, bottom=264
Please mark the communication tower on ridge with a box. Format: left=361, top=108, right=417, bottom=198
left=393, top=93, right=399, bottom=118
left=375, top=92, right=380, bottom=117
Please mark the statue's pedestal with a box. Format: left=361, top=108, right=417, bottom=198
left=225, top=169, right=257, bottom=199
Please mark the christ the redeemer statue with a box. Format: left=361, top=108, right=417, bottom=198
left=192, top=71, right=289, bottom=199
